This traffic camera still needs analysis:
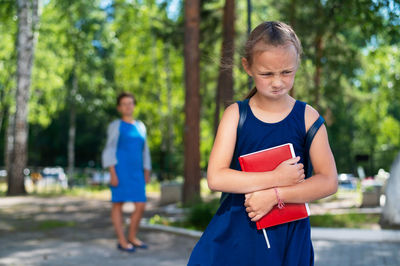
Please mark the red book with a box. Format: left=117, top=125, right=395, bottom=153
left=238, top=143, right=310, bottom=230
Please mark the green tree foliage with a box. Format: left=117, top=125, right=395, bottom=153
left=271, top=0, right=400, bottom=174
left=112, top=0, right=185, bottom=178
left=353, top=46, right=400, bottom=173
left=0, top=0, right=399, bottom=183
left=28, top=0, right=117, bottom=167
left=0, top=2, right=17, bottom=163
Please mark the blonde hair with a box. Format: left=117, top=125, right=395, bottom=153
left=244, top=21, right=302, bottom=99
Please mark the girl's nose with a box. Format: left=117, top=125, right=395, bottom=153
left=271, top=75, right=283, bottom=88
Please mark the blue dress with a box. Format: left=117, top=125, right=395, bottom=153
left=188, top=100, right=314, bottom=266
left=111, top=120, right=147, bottom=202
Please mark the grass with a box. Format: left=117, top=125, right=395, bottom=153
left=150, top=212, right=381, bottom=231
left=150, top=197, right=381, bottom=231
left=0, top=182, right=6, bottom=196
left=310, top=213, right=380, bottom=229
left=36, top=220, right=76, bottom=230
left=0, top=179, right=162, bottom=200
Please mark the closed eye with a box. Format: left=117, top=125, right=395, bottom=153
left=260, top=73, right=273, bottom=76
left=282, top=71, right=293, bottom=75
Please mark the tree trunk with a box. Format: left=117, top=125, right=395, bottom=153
left=0, top=109, right=4, bottom=137
left=380, top=152, right=400, bottom=228
left=5, top=109, right=14, bottom=178
left=214, top=0, right=235, bottom=135
left=247, top=0, right=252, bottom=36
left=8, top=0, right=39, bottom=195
left=67, top=72, right=77, bottom=180
left=289, top=0, right=297, bottom=30
left=164, top=43, right=173, bottom=180
left=183, top=0, right=201, bottom=204
left=247, top=0, right=252, bottom=91
left=313, top=33, right=323, bottom=110
left=289, top=0, right=297, bottom=98
left=0, top=87, right=6, bottom=134
left=313, top=1, right=323, bottom=110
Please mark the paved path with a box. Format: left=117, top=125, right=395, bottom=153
left=0, top=196, right=399, bottom=266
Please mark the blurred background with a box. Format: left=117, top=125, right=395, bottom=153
left=1, top=1, right=400, bottom=265
left=1, top=0, right=400, bottom=229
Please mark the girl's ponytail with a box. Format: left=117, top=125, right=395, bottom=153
left=245, top=87, right=257, bottom=100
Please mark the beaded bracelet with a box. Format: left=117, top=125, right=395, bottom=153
left=274, top=187, right=285, bottom=209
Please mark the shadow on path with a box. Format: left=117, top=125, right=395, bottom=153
left=0, top=196, right=399, bottom=266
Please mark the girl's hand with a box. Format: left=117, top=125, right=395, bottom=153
left=273, top=156, right=305, bottom=187
left=244, top=189, right=277, bottom=222
left=110, top=172, right=119, bottom=187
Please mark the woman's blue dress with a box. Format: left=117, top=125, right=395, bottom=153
left=188, top=100, right=314, bottom=266
left=111, top=120, right=146, bottom=202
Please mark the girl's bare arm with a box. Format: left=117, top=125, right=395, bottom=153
left=278, top=105, right=338, bottom=203
left=207, top=103, right=304, bottom=194
left=244, top=106, right=338, bottom=221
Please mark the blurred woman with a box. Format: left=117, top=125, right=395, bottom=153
left=102, top=92, right=151, bottom=252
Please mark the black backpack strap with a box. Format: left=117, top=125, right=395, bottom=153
left=220, top=99, right=249, bottom=204
left=304, top=115, right=325, bottom=178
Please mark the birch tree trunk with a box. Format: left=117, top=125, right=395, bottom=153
left=8, top=0, right=39, bottom=195
left=5, top=110, right=14, bottom=178
left=183, top=0, right=201, bottom=204
left=380, top=152, right=400, bottom=228
left=67, top=72, right=77, bottom=181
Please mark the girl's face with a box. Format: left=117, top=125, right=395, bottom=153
left=242, top=44, right=298, bottom=100
left=117, top=96, right=135, bottom=117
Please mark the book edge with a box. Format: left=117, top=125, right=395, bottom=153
left=239, top=143, right=295, bottom=158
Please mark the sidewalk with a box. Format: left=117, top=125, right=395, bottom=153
left=0, top=195, right=399, bottom=266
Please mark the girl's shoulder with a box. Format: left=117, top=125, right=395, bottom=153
left=304, top=104, right=321, bottom=132
left=215, top=102, right=240, bottom=133
left=223, top=101, right=240, bottom=120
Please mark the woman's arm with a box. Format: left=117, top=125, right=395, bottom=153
left=144, top=169, right=151, bottom=184
left=207, top=103, right=305, bottom=194
left=109, top=166, right=119, bottom=187
left=138, top=121, right=152, bottom=184
left=102, top=120, right=120, bottom=169
left=244, top=106, right=338, bottom=221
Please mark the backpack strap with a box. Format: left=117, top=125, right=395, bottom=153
left=304, top=115, right=325, bottom=178
left=220, top=99, right=249, bottom=204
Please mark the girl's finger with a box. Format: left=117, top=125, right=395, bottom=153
left=251, top=215, right=262, bottom=222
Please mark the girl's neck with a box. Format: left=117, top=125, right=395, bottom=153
left=251, top=93, right=294, bottom=113
left=121, top=116, right=135, bottom=124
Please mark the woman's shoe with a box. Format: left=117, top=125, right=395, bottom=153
left=129, top=241, right=148, bottom=249
left=117, top=243, right=136, bottom=253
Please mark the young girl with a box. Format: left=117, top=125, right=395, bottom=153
left=188, top=21, right=337, bottom=265
left=102, top=92, right=151, bottom=252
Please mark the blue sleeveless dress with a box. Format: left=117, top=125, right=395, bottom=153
left=112, top=121, right=146, bottom=202
left=188, top=100, right=314, bottom=266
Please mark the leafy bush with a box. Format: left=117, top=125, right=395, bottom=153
left=184, top=199, right=220, bottom=231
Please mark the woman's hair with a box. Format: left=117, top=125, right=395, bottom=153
left=117, top=92, right=136, bottom=106
left=244, top=21, right=302, bottom=99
